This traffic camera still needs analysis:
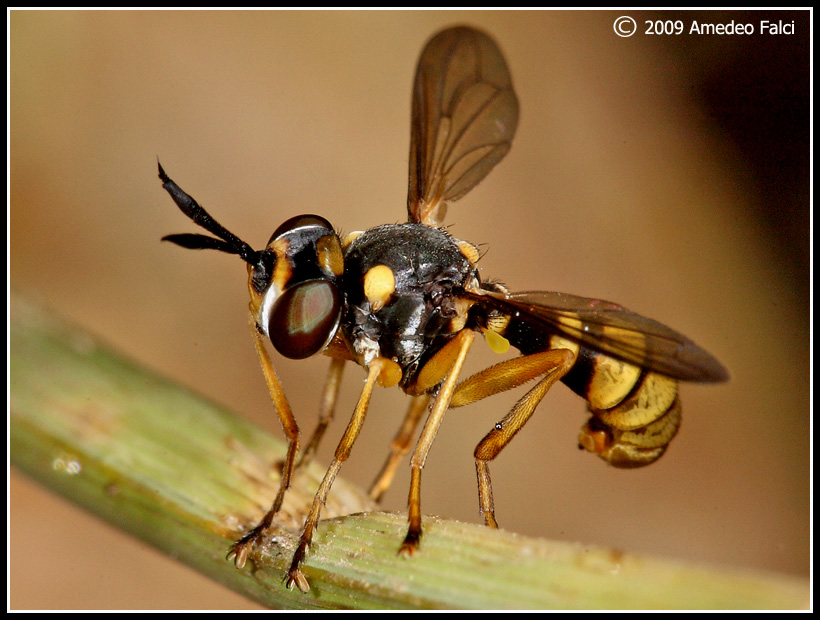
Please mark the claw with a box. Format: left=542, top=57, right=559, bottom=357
left=226, top=541, right=250, bottom=568
left=398, top=530, right=421, bottom=557
left=286, top=569, right=310, bottom=593
left=227, top=525, right=268, bottom=569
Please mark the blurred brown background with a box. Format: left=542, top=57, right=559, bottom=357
left=10, top=10, right=809, bottom=610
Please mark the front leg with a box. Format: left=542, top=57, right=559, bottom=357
left=227, top=316, right=301, bottom=568
left=286, top=356, right=400, bottom=592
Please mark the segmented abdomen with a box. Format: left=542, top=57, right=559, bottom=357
left=491, top=311, right=683, bottom=468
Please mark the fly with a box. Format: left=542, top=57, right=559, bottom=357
left=159, top=25, right=728, bottom=592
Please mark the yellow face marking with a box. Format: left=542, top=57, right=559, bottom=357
left=457, top=239, right=480, bottom=265
left=316, top=234, right=344, bottom=277
left=271, top=238, right=293, bottom=293
left=363, top=264, right=395, bottom=312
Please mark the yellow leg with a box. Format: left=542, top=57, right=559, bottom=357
left=227, top=316, right=302, bottom=569
left=399, top=329, right=476, bottom=555
left=461, top=349, right=576, bottom=528
left=286, top=357, right=394, bottom=592
left=296, top=357, right=346, bottom=468
left=450, top=349, right=574, bottom=408
left=368, top=393, right=430, bottom=503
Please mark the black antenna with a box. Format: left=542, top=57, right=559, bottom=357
left=158, top=160, right=259, bottom=265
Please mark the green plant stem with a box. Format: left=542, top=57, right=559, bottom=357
left=10, top=295, right=809, bottom=609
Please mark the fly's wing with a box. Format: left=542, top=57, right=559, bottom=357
left=470, top=289, right=729, bottom=384
left=407, top=26, right=519, bottom=227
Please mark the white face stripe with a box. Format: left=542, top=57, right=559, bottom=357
left=258, top=280, right=282, bottom=338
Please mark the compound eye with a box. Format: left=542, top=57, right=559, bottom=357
left=268, top=280, right=341, bottom=359
left=269, top=214, right=334, bottom=245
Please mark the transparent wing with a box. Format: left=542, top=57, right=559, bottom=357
left=470, top=289, right=729, bottom=383
left=407, top=26, right=519, bottom=227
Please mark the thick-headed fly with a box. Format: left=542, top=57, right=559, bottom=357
left=160, top=26, right=729, bottom=592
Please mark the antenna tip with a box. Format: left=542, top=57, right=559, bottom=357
left=157, top=159, right=169, bottom=183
